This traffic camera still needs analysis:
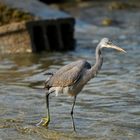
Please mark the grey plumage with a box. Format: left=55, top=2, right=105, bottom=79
left=38, top=38, right=126, bottom=131
left=45, top=60, right=91, bottom=88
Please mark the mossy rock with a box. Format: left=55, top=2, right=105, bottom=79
left=0, top=2, right=35, bottom=26
left=101, top=18, right=113, bottom=26
left=108, top=2, right=136, bottom=10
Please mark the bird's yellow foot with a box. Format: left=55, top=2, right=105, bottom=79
left=36, top=117, right=50, bottom=127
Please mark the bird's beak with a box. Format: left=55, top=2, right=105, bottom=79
left=107, top=44, right=126, bottom=53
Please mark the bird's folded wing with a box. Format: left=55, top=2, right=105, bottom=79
left=46, top=60, right=91, bottom=87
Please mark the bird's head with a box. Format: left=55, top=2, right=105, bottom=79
left=99, top=38, right=126, bottom=53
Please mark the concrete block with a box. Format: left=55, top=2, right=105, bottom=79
left=0, top=21, right=31, bottom=53
left=0, top=0, right=75, bottom=53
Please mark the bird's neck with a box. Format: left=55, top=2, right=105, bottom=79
left=95, top=45, right=103, bottom=70
left=89, top=45, right=103, bottom=78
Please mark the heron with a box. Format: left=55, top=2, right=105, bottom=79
left=37, top=38, right=126, bottom=131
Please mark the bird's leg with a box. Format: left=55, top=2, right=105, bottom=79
left=42, top=91, right=51, bottom=127
left=36, top=91, right=51, bottom=127
left=71, top=96, right=77, bottom=132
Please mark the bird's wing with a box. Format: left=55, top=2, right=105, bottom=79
left=45, top=60, right=91, bottom=87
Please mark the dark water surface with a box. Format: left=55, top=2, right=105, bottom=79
left=0, top=1, right=140, bottom=140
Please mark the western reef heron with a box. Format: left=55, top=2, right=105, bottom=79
left=37, top=38, right=126, bottom=131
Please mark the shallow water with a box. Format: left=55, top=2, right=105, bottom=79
left=0, top=41, right=140, bottom=139
left=1, top=1, right=140, bottom=139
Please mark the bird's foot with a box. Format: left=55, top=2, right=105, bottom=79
left=36, top=117, right=50, bottom=127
